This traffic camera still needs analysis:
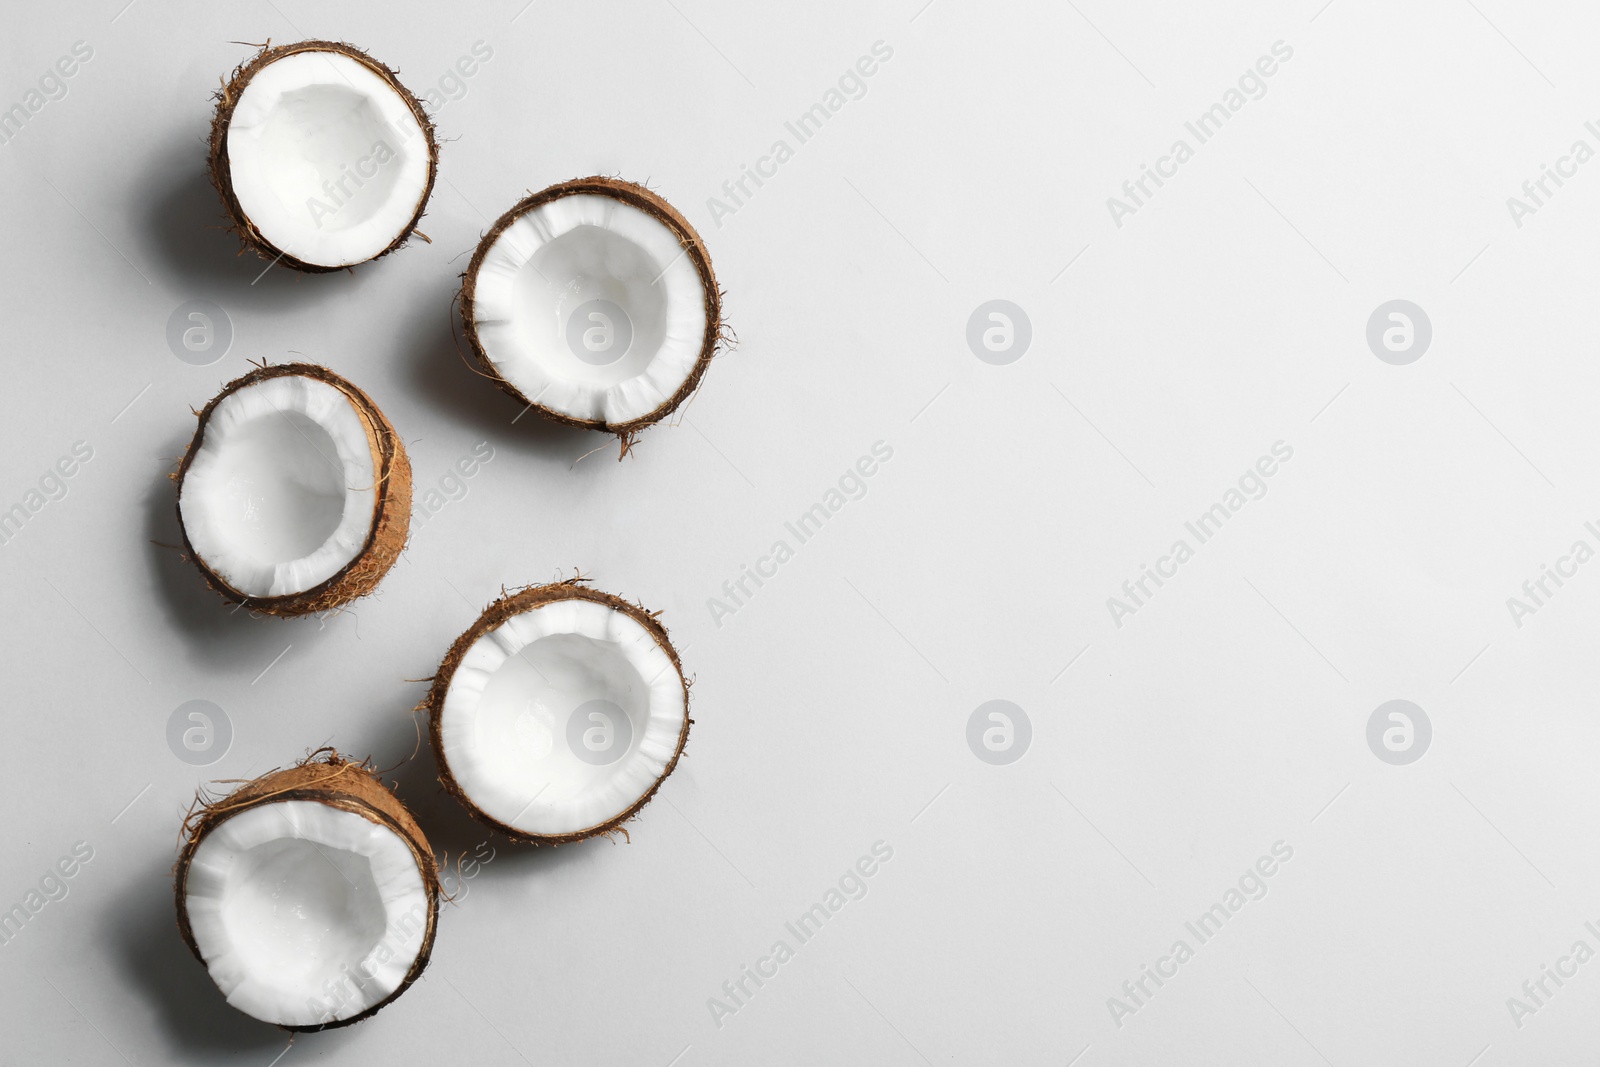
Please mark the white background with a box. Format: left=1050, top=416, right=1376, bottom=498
left=3, top=0, right=1600, bottom=1063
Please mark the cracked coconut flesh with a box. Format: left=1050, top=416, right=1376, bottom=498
left=179, top=374, right=377, bottom=598
left=470, top=194, right=708, bottom=425
left=225, top=50, right=430, bottom=267
left=439, top=598, right=682, bottom=836
left=182, top=801, right=429, bottom=1027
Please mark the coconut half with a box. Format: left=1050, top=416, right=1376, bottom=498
left=175, top=752, right=439, bottom=1030
left=210, top=40, right=438, bottom=272
left=175, top=363, right=411, bottom=616
left=423, top=580, right=691, bottom=843
left=460, top=177, right=724, bottom=445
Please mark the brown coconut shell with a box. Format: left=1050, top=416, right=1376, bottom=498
left=459, top=177, right=726, bottom=449
left=421, top=578, right=692, bottom=844
left=174, top=750, right=440, bottom=1032
left=209, top=40, right=439, bottom=273
left=174, top=362, right=412, bottom=617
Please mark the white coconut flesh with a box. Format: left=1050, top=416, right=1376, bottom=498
left=180, top=375, right=377, bottom=598
left=183, top=800, right=429, bottom=1027
left=226, top=51, right=430, bottom=267
left=440, top=599, right=684, bottom=836
left=471, top=194, right=708, bottom=425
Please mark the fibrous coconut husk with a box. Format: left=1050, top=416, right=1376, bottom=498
left=420, top=577, right=692, bottom=844
left=459, top=177, right=728, bottom=453
left=173, top=361, right=412, bottom=617
left=208, top=39, right=438, bottom=273
left=174, top=749, right=440, bottom=1032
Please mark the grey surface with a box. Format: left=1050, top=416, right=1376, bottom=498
left=1, top=0, right=1597, bottom=1063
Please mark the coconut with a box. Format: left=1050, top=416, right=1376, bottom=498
left=175, top=751, right=439, bottom=1030
left=174, top=362, right=411, bottom=617
left=209, top=40, right=438, bottom=272
left=422, top=579, right=691, bottom=843
left=459, top=177, right=725, bottom=449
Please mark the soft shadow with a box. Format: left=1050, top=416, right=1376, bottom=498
left=396, top=279, right=606, bottom=462
left=142, top=453, right=327, bottom=670
left=138, top=144, right=355, bottom=309
left=106, top=855, right=285, bottom=1057
left=103, top=710, right=596, bottom=1052
left=372, top=705, right=598, bottom=880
